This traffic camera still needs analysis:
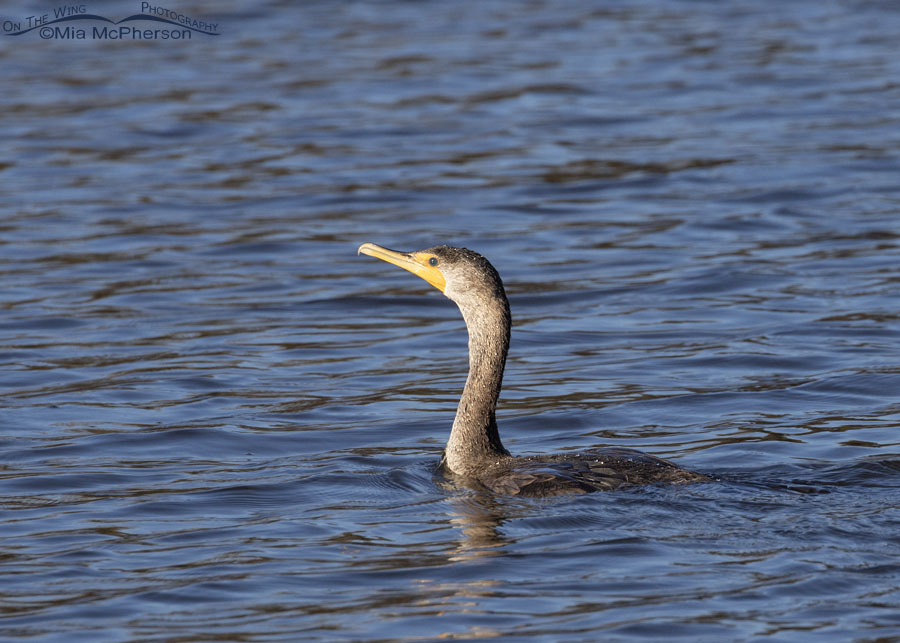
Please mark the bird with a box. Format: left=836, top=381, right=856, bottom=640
left=358, top=242, right=707, bottom=496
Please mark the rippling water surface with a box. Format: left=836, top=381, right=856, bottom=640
left=3, top=1, right=900, bottom=640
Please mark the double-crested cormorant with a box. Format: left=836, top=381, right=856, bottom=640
left=358, top=243, right=706, bottom=496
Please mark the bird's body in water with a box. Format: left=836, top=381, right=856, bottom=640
left=358, top=243, right=706, bottom=496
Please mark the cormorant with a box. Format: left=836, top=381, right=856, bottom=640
left=359, top=243, right=706, bottom=496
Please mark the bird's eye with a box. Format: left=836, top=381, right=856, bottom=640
left=428, top=257, right=439, bottom=267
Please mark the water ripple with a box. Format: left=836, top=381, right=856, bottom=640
left=3, top=0, right=900, bottom=640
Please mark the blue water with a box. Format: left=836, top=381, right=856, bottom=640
left=2, top=1, right=900, bottom=640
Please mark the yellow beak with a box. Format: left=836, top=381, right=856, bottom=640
left=358, top=243, right=446, bottom=293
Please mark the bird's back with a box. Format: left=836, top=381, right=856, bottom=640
left=457, top=448, right=707, bottom=496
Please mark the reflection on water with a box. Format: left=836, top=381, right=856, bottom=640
left=2, top=0, right=900, bottom=639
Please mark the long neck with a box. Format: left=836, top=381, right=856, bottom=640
left=443, top=295, right=511, bottom=474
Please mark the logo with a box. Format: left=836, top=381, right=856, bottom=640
left=3, top=3, right=219, bottom=40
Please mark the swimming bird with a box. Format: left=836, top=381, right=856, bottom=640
left=358, top=243, right=706, bottom=496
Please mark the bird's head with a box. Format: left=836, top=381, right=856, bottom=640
left=357, top=243, right=507, bottom=309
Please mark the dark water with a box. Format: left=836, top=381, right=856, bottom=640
left=3, top=0, right=900, bottom=640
